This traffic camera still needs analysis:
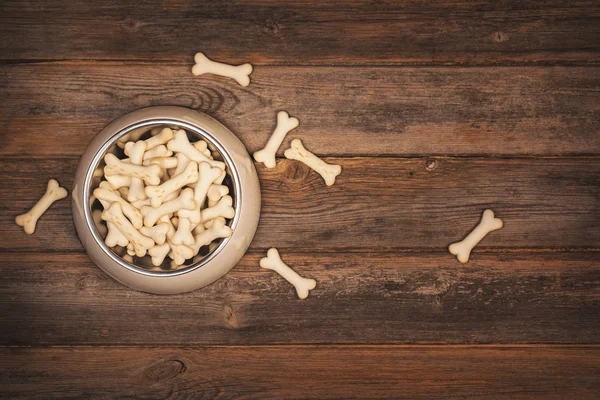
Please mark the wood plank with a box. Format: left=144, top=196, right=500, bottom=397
left=1, top=157, right=598, bottom=253
left=2, top=64, right=599, bottom=157
left=1, top=0, right=599, bottom=64
left=0, top=252, right=598, bottom=345
left=1, top=345, right=598, bottom=399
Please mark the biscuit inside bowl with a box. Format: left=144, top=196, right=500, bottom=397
left=86, top=121, right=238, bottom=273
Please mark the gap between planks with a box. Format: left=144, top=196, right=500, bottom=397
left=2, top=344, right=599, bottom=349
left=2, top=59, right=600, bottom=67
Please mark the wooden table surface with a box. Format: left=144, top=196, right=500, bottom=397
left=1, top=1, right=599, bottom=398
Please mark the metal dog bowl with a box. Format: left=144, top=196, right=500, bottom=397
left=72, top=106, right=261, bottom=294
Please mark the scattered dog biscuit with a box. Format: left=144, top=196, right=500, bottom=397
left=254, top=111, right=299, bottom=168
left=15, top=179, right=68, bottom=234
left=192, top=52, right=253, bottom=87
left=284, top=139, right=342, bottom=186
left=260, top=248, right=317, bottom=300
left=448, top=209, right=504, bottom=263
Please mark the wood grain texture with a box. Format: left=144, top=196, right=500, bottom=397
left=1, top=0, right=599, bottom=65
left=1, top=345, right=598, bottom=399
left=1, top=252, right=598, bottom=345
left=2, top=64, right=599, bottom=156
left=1, top=157, right=598, bottom=253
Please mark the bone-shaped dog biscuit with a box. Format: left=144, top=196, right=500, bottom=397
left=93, top=187, right=144, bottom=229
left=124, top=141, right=148, bottom=203
left=178, top=162, right=223, bottom=224
left=142, top=145, right=172, bottom=161
left=169, top=152, right=190, bottom=179
left=92, top=209, right=108, bottom=237
left=192, top=52, right=253, bottom=87
left=140, top=222, right=170, bottom=245
left=102, top=202, right=154, bottom=257
left=15, top=179, right=68, bottom=234
left=105, top=218, right=130, bottom=248
left=207, top=184, right=229, bottom=207
left=193, top=140, right=212, bottom=158
left=203, top=216, right=226, bottom=229
left=190, top=218, right=232, bottom=254
left=167, top=130, right=225, bottom=170
left=448, top=209, right=504, bottom=263
left=142, top=188, right=197, bottom=228
left=145, top=161, right=198, bottom=208
left=169, top=243, right=195, bottom=266
left=148, top=242, right=170, bottom=266
left=144, top=128, right=174, bottom=150
left=260, top=248, right=317, bottom=300
left=105, top=174, right=131, bottom=190
left=104, top=153, right=161, bottom=185
left=254, top=111, right=299, bottom=168
left=97, top=198, right=129, bottom=248
left=201, top=195, right=234, bottom=222
left=143, top=157, right=178, bottom=169
left=284, top=139, right=342, bottom=186
left=126, top=243, right=136, bottom=256
left=171, top=217, right=195, bottom=246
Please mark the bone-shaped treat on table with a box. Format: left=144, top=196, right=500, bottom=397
left=15, top=179, right=68, bottom=234
left=142, top=145, right=172, bottom=161
left=171, top=217, right=196, bottom=246
left=140, top=222, right=170, bottom=245
left=104, top=153, right=161, bottom=185
left=145, top=161, right=199, bottom=207
left=124, top=141, right=148, bottom=203
left=93, top=186, right=144, bottom=229
left=178, top=162, right=223, bottom=224
left=207, top=184, right=229, bottom=207
left=253, top=111, right=299, bottom=168
left=190, top=217, right=233, bottom=254
left=143, top=157, right=178, bottom=169
left=148, top=242, right=171, bottom=266
left=259, top=248, right=317, bottom=300
left=144, top=128, right=174, bottom=150
left=448, top=209, right=504, bottom=264
left=201, top=195, right=234, bottom=222
left=102, top=202, right=155, bottom=257
left=167, top=130, right=225, bottom=170
left=192, top=52, right=253, bottom=87
left=284, top=139, right=342, bottom=186
left=142, top=188, right=197, bottom=227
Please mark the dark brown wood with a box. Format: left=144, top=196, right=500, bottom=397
left=1, top=345, right=598, bottom=399
left=0, top=252, right=598, bottom=345
left=1, top=157, right=598, bottom=253
left=1, top=0, right=599, bottom=395
left=1, top=0, right=599, bottom=65
left=2, top=64, right=599, bottom=157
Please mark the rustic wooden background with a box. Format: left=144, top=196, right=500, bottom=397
left=1, top=0, right=599, bottom=398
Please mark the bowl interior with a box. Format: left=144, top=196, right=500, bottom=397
left=87, top=121, right=238, bottom=273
